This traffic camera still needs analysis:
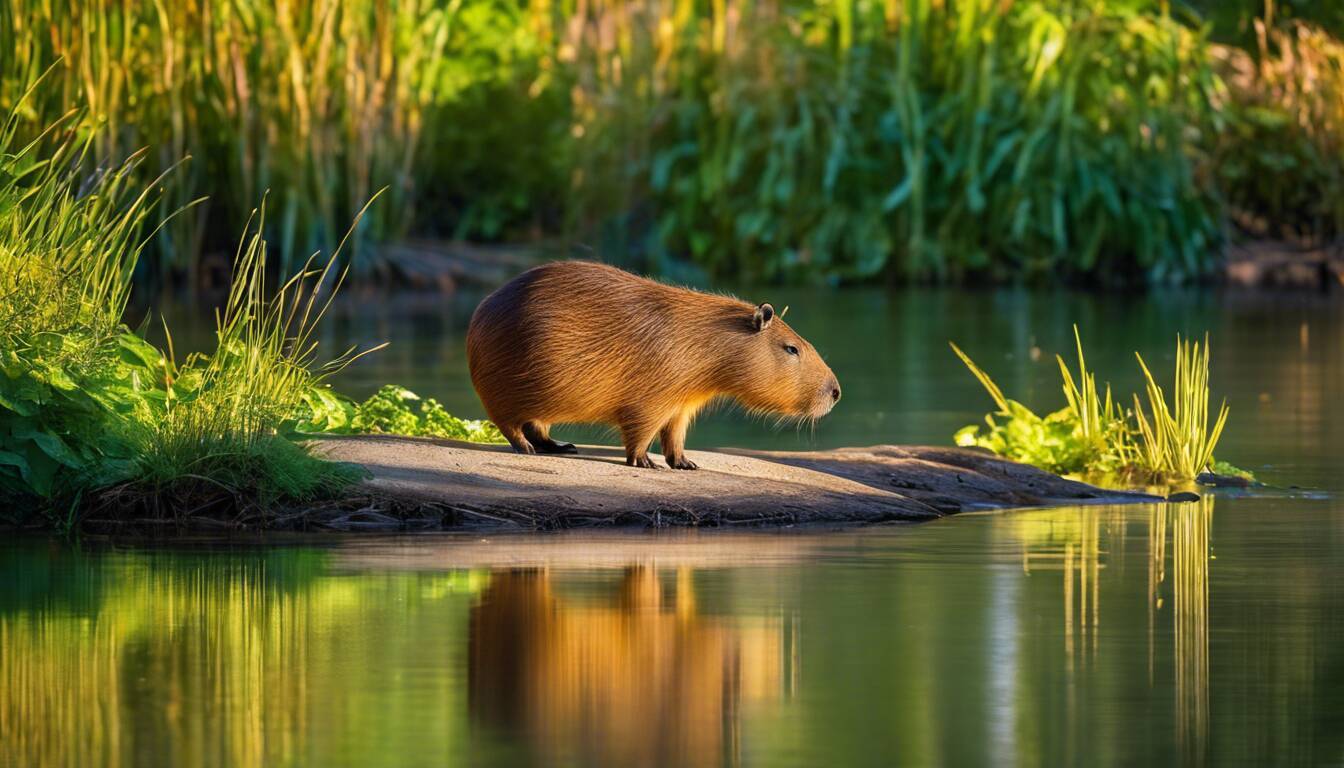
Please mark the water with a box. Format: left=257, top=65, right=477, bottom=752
left=6, top=287, right=1343, bottom=766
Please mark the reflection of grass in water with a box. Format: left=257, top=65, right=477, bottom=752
left=1006, top=496, right=1212, bottom=757
left=1170, top=497, right=1212, bottom=764
left=0, top=552, right=488, bottom=767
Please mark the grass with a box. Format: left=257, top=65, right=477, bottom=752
left=1133, top=336, right=1230, bottom=481
left=0, top=86, right=502, bottom=529
left=2, top=2, right=1339, bottom=285
left=953, top=327, right=1238, bottom=484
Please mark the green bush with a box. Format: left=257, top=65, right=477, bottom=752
left=0, top=94, right=366, bottom=525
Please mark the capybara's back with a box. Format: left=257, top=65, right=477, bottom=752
left=466, top=261, right=839, bottom=469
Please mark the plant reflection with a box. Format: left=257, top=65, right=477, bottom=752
left=469, top=566, right=794, bottom=768
left=1007, top=497, right=1213, bottom=762
left=0, top=552, right=489, bottom=767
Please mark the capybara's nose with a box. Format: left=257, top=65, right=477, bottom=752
left=830, top=381, right=841, bottom=403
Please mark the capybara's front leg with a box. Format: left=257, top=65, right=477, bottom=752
left=619, top=413, right=660, bottom=469
left=498, top=423, right=536, bottom=455
left=659, top=412, right=697, bottom=470
left=523, top=422, right=578, bottom=454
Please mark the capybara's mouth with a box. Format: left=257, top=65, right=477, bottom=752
left=810, top=380, right=841, bottom=417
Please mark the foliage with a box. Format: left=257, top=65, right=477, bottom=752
left=297, top=384, right=504, bottom=444
left=0, top=92, right=375, bottom=525
left=624, top=1, right=1222, bottom=282
left=953, top=328, right=1237, bottom=483
left=1132, top=335, right=1230, bottom=481
left=0, top=91, right=162, bottom=506
left=2, top=0, right=497, bottom=277
left=1211, top=20, right=1344, bottom=243
left=5, top=0, right=1340, bottom=285
left=951, top=329, right=1131, bottom=476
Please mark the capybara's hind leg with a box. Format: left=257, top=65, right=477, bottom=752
left=523, top=422, right=577, bottom=454
left=619, top=415, right=660, bottom=469
left=498, top=424, right=535, bottom=455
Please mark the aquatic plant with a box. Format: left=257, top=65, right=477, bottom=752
left=297, top=385, right=504, bottom=444
left=953, top=328, right=1236, bottom=482
left=1132, top=336, right=1230, bottom=482
left=951, top=328, right=1129, bottom=476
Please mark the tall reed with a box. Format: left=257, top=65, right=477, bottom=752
left=0, top=87, right=373, bottom=519
left=5, top=1, right=1337, bottom=284
left=3, top=0, right=453, bottom=278
left=1213, top=20, right=1344, bottom=242
left=1132, top=335, right=1230, bottom=481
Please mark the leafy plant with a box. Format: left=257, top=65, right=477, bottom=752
left=0, top=85, right=385, bottom=525
left=10, top=1, right=1341, bottom=285
left=953, top=328, right=1239, bottom=483
left=297, top=385, right=504, bottom=444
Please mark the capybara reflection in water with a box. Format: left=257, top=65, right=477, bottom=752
left=468, top=568, right=790, bottom=766
left=466, top=261, right=841, bottom=469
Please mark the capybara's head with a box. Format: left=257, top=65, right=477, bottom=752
left=725, top=303, right=840, bottom=419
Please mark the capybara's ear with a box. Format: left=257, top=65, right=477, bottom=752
left=753, top=303, right=775, bottom=331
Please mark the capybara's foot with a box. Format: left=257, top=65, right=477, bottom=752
left=523, top=422, right=577, bottom=454
left=627, top=454, right=659, bottom=469
left=500, top=426, right=536, bottom=455
left=535, top=440, right=578, bottom=455
left=666, top=455, right=698, bottom=470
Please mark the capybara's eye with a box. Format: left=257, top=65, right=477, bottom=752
left=783, top=344, right=799, bottom=356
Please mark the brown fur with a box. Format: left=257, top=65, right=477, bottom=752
left=466, top=261, right=840, bottom=469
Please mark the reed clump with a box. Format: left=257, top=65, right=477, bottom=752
left=0, top=91, right=382, bottom=527
left=953, top=327, right=1239, bottom=484
left=1212, top=19, right=1344, bottom=243
left=6, top=1, right=1340, bottom=285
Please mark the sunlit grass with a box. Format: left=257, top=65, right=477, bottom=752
left=0, top=84, right=381, bottom=523
left=9, top=1, right=1327, bottom=284
left=1132, top=336, right=1230, bottom=482
left=953, top=328, right=1236, bottom=483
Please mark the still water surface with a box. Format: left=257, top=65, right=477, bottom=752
left=3, top=288, right=1342, bottom=766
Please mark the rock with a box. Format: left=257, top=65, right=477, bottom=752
left=1196, top=471, right=1252, bottom=488
left=309, top=436, right=1161, bottom=531
left=1167, top=491, right=1202, bottom=503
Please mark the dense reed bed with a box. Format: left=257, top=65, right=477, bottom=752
left=2, top=1, right=1338, bottom=285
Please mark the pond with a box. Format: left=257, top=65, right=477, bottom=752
left=4, top=287, right=1342, bottom=766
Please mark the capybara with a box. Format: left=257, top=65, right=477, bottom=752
left=466, top=261, right=841, bottom=469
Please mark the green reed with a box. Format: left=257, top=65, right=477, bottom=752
left=0, top=89, right=371, bottom=522
left=953, top=328, right=1235, bottom=483
left=2, top=1, right=1340, bottom=284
